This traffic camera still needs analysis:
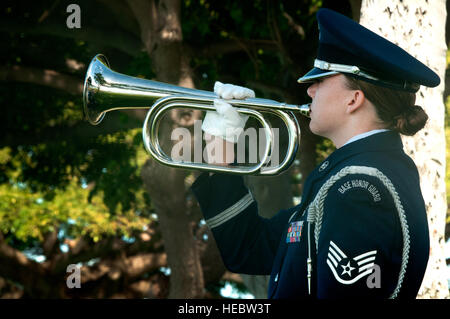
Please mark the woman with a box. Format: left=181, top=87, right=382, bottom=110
left=191, top=8, right=439, bottom=299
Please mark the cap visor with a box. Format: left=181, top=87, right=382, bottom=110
left=297, top=67, right=339, bottom=83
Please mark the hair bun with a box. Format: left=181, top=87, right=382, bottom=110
left=394, top=105, right=428, bottom=136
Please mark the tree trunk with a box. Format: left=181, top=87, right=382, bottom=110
left=127, top=0, right=204, bottom=298
left=359, top=0, right=449, bottom=299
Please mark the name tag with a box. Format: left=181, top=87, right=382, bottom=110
left=286, top=221, right=304, bottom=243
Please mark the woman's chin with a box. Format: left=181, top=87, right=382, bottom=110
left=309, top=121, right=318, bottom=134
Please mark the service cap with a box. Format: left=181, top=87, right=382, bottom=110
left=298, top=8, right=440, bottom=92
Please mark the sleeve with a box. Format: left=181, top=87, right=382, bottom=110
left=191, top=172, right=294, bottom=275
left=314, top=173, right=403, bottom=299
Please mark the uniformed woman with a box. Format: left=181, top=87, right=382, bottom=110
left=191, top=8, right=440, bottom=299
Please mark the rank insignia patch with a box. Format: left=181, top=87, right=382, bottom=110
left=286, top=221, right=304, bottom=243
left=326, top=240, right=377, bottom=285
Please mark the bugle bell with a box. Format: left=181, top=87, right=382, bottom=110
left=83, top=54, right=310, bottom=175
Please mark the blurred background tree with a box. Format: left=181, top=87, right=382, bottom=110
left=0, top=0, right=448, bottom=298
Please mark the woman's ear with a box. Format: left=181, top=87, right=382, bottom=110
left=346, top=89, right=365, bottom=114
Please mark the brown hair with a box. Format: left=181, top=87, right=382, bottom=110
left=343, top=75, right=428, bottom=136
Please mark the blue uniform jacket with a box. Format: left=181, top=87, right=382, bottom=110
left=191, top=131, right=429, bottom=299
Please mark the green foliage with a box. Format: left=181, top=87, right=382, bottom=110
left=125, top=52, right=156, bottom=79
left=0, top=176, right=150, bottom=243
left=0, top=113, right=151, bottom=243
left=0, top=10, right=152, bottom=245
left=315, top=137, right=335, bottom=164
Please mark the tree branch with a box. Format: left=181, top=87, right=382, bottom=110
left=0, top=19, right=142, bottom=57
left=49, top=234, right=162, bottom=275
left=0, top=64, right=146, bottom=146
left=0, top=240, right=57, bottom=297
left=186, top=39, right=279, bottom=59
left=281, top=11, right=305, bottom=39
left=1, top=113, right=142, bottom=148
left=95, top=0, right=141, bottom=38
left=0, top=65, right=83, bottom=95
left=79, top=252, right=167, bottom=283
left=126, top=0, right=157, bottom=54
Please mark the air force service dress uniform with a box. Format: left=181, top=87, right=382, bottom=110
left=191, top=8, right=439, bottom=299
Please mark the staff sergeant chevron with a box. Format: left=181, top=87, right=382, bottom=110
left=326, top=240, right=377, bottom=285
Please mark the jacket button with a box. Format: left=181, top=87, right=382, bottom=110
left=274, top=273, right=279, bottom=282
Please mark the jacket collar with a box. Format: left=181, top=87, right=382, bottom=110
left=320, top=130, right=403, bottom=171
left=299, top=130, right=403, bottom=207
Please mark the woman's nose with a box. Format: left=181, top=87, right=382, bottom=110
left=307, top=83, right=317, bottom=98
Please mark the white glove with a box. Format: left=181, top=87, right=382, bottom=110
left=213, top=81, right=255, bottom=100
left=202, top=81, right=255, bottom=143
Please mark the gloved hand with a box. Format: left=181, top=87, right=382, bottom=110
left=202, top=81, right=255, bottom=143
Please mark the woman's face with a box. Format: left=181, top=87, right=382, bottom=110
left=306, top=74, right=352, bottom=139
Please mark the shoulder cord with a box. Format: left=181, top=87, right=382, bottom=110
left=306, top=165, right=410, bottom=299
